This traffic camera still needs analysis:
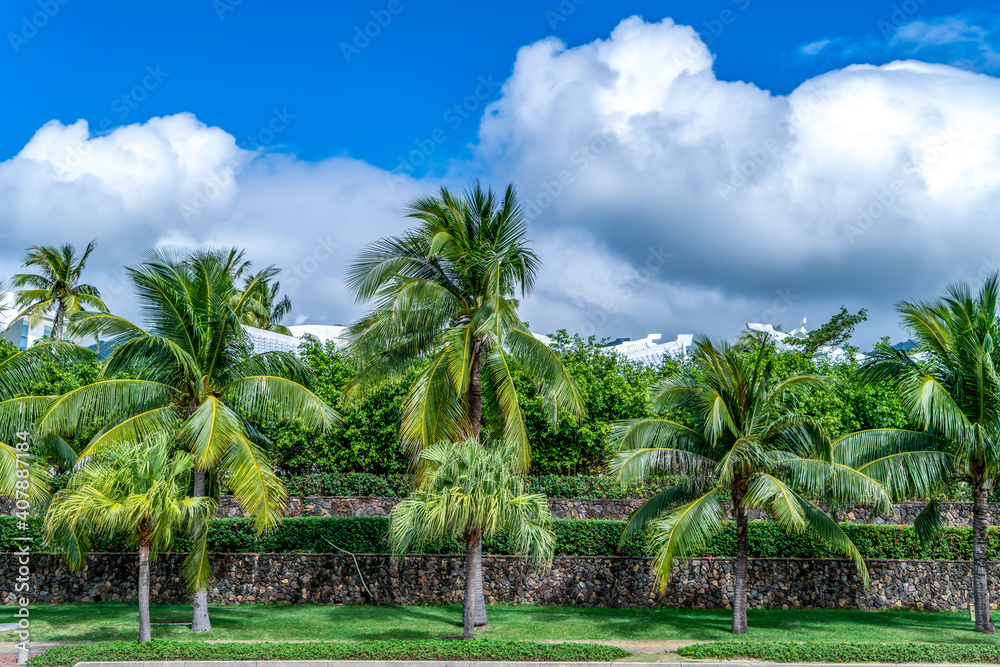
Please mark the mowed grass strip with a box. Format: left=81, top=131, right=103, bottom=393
left=16, top=603, right=1000, bottom=644
left=26, top=639, right=629, bottom=667
left=679, top=640, right=1000, bottom=663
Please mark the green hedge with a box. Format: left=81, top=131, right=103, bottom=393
left=8, top=515, right=1000, bottom=559
left=274, top=471, right=686, bottom=499
left=678, top=641, right=1000, bottom=663
left=27, top=639, right=630, bottom=667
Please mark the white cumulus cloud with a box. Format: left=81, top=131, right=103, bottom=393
left=4, top=16, right=1000, bottom=346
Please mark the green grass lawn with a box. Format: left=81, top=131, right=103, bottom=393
left=10, top=604, right=1000, bottom=645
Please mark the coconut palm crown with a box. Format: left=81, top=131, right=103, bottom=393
left=10, top=241, right=108, bottom=340
left=610, top=334, right=945, bottom=634
left=37, top=246, right=340, bottom=522
left=345, top=181, right=584, bottom=471
left=238, top=268, right=293, bottom=335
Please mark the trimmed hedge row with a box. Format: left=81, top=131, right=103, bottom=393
left=276, top=471, right=687, bottom=499
left=7, top=515, right=1000, bottom=559
left=678, top=641, right=1000, bottom=663
left=26, top=639, right=630, bottom=667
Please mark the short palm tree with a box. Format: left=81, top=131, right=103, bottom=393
left=45, top=438, right=216, bottom=643
left=10, top=241, right=107, bottom=340
left=389, top=439, right=555, bottom=639
left=611, top=335, right=901, bottom=634
left=864, top=275, right=1000, bottom=633
left=346, top=182, right=584, bottom=627
left=36, top=247, right=340, bottom=633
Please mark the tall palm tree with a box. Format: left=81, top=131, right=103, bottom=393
left=346, top=182, right=584, bottom=626
left=389, top=439, right=555, bottom=639
left=863, top=275, right=1000, bottom=634
left=10, top=241, right=108, bottom=340
left=36, top=247, right=340, bottom=633
left=45, top=438, right=217, bottom=643
left=611, top=335, right=908, bottom=634
left=238, top=268, right=293, bottom=335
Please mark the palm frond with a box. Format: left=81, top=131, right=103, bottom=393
left=648, top=489, right=725, bottom=588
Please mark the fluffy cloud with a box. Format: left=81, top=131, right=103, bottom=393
left=4, top=16, right=1000, bottom=345
left=478, top=16, right=1000, bottom=344
left=0, top=113, right=422, bottom=322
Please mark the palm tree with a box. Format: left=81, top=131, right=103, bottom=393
left=45, top=438, right=217, bottom=643
left=238, top=268, right=293, bottom=335
left=36, top=247, right=340, bottom=633
left=10, top=241, right=108, bottom=340
left=863, top=275, right=1000, bottom=634
left=611, top=335, right=899, bottom=634
left=345, top=182, right=584, bottom=626
left=389, top=439, right=555, bottom=639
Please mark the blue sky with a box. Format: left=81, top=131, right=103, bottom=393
left=4, top=0, right=997, bottom=169
left=3, top=0, right=1000, bottom=345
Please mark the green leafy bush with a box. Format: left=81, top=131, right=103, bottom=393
left=273, top=470, right=687, bottom=499
left=279, top=472, right=413, bottom=497
left=27, top=639, right=630, bottom=667
left=10, top=516, right=999, bottom=559
left=263, top=333, right=681, bottom=476
left=678, top=641, right=1000, bottom=663
left=525, top=473, right=688, bottom=499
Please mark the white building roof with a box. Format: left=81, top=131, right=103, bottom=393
left=604, top=333, right=694, bottom=366
left=287, top=324, right=349, bottom=346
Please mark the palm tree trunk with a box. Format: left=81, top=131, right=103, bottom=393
left=138, top=540, right=152, bottom=643
left=731, top=489, right=749, bottom=635
left=468, top=348, right=488, bottom=628
left=474, top=539, right=488, bottom=627
left=191, top=470, right=212, bottom=633
left=468, top=347, right=483, bottom=441
left=52, top=301, right=66, bottom=341
left=973, top=486, right=996, bottom=633
left=463, top=532, right=481, bottom=640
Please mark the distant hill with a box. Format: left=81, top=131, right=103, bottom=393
left=892, top=339, right=919, bottom=352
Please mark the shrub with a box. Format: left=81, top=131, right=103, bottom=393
left=678, top=641, right=1000, bottom=663
left=278, top=472, right=412, bottom=497
left=10, top=516, right=999, bottom=559
left=271, top=471, right=688, bottom=499
left=27, top=639, right=630, bottom=667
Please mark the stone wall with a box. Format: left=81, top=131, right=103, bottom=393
left=7, top=494, right=996, bottom=523
left=214, top=495, right=1000, bottom=525
left=215, top=496, right=647, bottom=520
left=8, top=552, right=993, bottom=612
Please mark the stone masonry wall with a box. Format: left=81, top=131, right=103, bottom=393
left=6, top=495, right=995, bottom=524
left=7, top=552, right=994, bottom=612
left=213, top=496, right=1000, bottom=525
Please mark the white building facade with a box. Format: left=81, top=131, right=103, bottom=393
left=0, top=291, right=55, bottom=350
